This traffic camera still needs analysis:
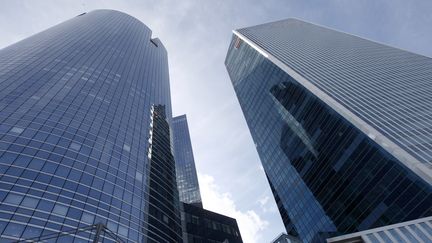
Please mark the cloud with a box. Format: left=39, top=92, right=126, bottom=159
left=259, top=196, right=270, bottom=207
left=258, top=196, right=278, bottom=213
left=198, top=173, right=269, bottom=243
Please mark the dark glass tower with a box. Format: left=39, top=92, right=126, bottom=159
left=225, top=19, right=432, bottom=242
left=180, top=202, right=243, bottom=243
left=172, top=115, right=202, bottom=207
left=171, top=116, right=243, bottom=242
left=147, top=105, right=182, bottom=242
left=0, top=10, right=181, bottom=242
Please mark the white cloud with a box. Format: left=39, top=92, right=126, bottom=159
left=198, top=173, right=269, bottom=243
left=259, top=196, right=270, bottom=207
left=258, top=195, right=278, bottom=213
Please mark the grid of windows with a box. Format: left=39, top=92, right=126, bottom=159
left=172, top=115, right=202, bottom=207
left=225, top=19, right=432, bottom=242
left=181, top=203, right=242, bottom=243
left=0, top=10, right=176, bottom=242
left=235, top=19, right=432, bottom=175
left=146, top=105, right=182, bottom=242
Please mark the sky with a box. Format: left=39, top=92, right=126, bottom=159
left=1, top=1, right=432, bottom=242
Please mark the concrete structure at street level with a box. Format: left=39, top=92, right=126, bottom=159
left=225, top=18, right=432, bottom=242
left=0, top=10, right=181, bottom=242
left=271, top=232, right=301, bottom=243
left=327, top=216, right=432, bottom=243
left=172, top=114, right=243, bottom=243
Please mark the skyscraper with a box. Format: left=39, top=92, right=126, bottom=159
left=147, top=105, right=182, bottom=242
left=172, top=115, right=242, bottom=243
left=225, top=19, right=432, bottom=242
left=173, top=115, right=202, bottom=207
left=0, top=10, right=181, bottom=242
left=180, top=202, right=243, bottom=243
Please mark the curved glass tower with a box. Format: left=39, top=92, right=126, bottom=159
left=0, top=10, right=181, bottom=242
left=225, top=19, right=432, bottom=242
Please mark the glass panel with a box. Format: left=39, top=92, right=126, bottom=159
left=419, top=222, right=432, bottom=236
left=118, top=224, right=128, bottom=237
left=81, top=212, right=95, bottom=224
left=388, top=229, right=407, bottom=243
left=10, top=127, right=24, bottom=135
left=399, top=227, right=417, bottom=242
left=4, top=193, right=24, bottom=205
left=53, top=204, right=68, bottom=216
left=366, top=233, right=380, bottom=243
left=123, top=144, right=130, bottom=152
left=21, top=197, right=39, bottom=208
left=409, top=224, right=431, bottom=242
left=107, top=221, right=118, bottom=232
left=22, top=226, right=42, bottom=238
left=378, top=231, right=392, bottom=243
left=135, top=172, right=142, bottom=182
left=70, top=142, right=81, bottom=151
left=4, top=223, right=25, bottom=237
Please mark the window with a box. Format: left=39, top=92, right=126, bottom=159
left=365, top=233, right=381, bottom=243
left=28, top=158, right=44, bottom=170
left=53, top=204, right=68, bottom=216
left=419, top=222, right=432, bottom=235
left=107, top=221, right=118, bottom=232
left=123, top=144, right=130, bottom=152
left=135, top=171, right=143, bottom=182
left=81, top=212, right=95, bottom=224
left=22, top=226, right=42, bottom=238
left=21, top=197, right=39, bottom=208
left=191, top=215, right=199, bottom=225
left=1, top=152, right=18, bottom=163
left=4, top=193, right=24, bottom=205
left=163, top=214, right=169, bottom=224
left=3, top=223, right=25, bottom=237
left=118, top=225, right=128, bottom=237
left=234, top=37, right=243, bottom=49
left=70, top=142, right=81, bottom=151
left=10, top=127, right=24, bottom=135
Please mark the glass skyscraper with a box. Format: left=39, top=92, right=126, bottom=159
left=172, top=115, right=242, bottom=242
left=180, top=202, right=243, bottom=243
left=0, top=10, right=181, bottom=242
left=225, top=19, right=432, bottom=242
left=172, top=115, right=202, bottom=207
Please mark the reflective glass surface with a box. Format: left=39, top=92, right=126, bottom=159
left=172, top=115, right=202, bottom=207
left=0, top=10, right=179, bottom=242
left=225, top=20, right=432, bottom=242
left=236, top=19, right=432, bottom=168
left=180, top=203, right=242, bottom=243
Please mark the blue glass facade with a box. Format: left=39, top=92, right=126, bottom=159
left=172, top=115, right=202, bottom=207
left=225, top=19, right=432, bottom=242
left=0, top=10, right=180, bottom=242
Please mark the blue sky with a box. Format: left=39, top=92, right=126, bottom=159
left=1, top=1, right=431, bottom=242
